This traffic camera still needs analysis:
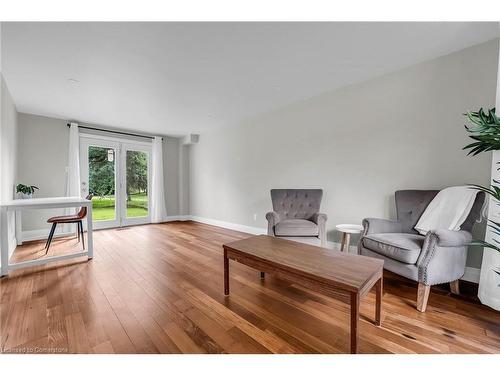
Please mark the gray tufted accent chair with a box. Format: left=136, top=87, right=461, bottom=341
left=266, top=189, right=327, bottom=246
left=358, top=189, right=485, bottom=312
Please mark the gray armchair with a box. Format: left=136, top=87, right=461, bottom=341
left=358, top=190, right=485, bottom=312
left=266, top=189, right=327, bottom=246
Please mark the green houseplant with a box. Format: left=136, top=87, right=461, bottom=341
left=16, top=183, right=39, bottom=199
left=463, top=108, right=500, bottom=281
left=463, top=108, right=500, bottom=156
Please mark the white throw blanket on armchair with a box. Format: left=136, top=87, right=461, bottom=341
left=414, top=186, right=479, bottom=235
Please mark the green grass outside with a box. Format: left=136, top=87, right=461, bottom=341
left=92, top=193, right=148, bottom=221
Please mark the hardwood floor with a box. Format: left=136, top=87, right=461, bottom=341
left=1, top=221, right=499, bottom=354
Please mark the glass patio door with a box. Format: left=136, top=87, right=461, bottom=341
left=80, top=138, right=120, bottom=229
left=120, top=143, right=151, bottom=227
left=80, top=136, right=151, bottom=229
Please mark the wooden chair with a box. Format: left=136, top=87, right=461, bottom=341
left=45, top=195, right=93, bottom=254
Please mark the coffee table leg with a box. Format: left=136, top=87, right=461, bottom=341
left=350, top=292, right=359, bottom=354
left=375, top=276, right=383, bottom=326
left=224, top=249, right=229, bottom=296
left=260, top=272, right=265, bottom=279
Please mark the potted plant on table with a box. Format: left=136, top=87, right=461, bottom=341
left=16, top=184, right=39, bottom=199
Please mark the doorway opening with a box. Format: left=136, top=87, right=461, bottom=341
left=80, top=135, right=151, bottom=229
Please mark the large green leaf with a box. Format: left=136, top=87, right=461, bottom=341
left=463, top=108, right=500, bottom=155
left=470, top=239, right=500, bottom=253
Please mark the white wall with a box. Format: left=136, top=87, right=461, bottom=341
left=178, top=144, right=190, bottom=216
left=163, top=136, right=180, bottom=216
left=190, top=39, right=499, bottom=269
left=16, top=113, right=69, bottom=231
left=1, top=74, right=18, bottom=258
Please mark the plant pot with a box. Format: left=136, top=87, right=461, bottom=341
left=19, top=193, right=33, bottom=199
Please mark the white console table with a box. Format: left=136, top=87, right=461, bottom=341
left=0, top=197, right=93, bottom=277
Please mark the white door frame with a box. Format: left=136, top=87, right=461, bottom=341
left=120, top=142, right=152, bottom=227
left=79, top=133, right=152, bottom=229
left=80, top=137, right=120, bottom=230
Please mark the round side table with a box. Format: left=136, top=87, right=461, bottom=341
left=336, top=224, right=364, bottom=252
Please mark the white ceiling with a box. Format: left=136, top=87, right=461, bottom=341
left=2, top=22, right=499, bottom=136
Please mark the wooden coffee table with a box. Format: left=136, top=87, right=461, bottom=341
left=222, top=235, right=384, bottom=353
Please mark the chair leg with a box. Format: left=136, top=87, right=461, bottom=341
left=80, top=221, right=85, bottom=250
left=77, top=222, right=81, bottom=242
left=44, top=230, right=50, bottom=249
left=450, top=279, right=460, bottom=295
left=45, top=223, right=57, bottom=254
left=416, top=282, right=431, bottom=312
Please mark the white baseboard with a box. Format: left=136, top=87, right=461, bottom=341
left=20, top=215, right=190, bottom=242
left=18, top=215, right=482, bottom=284
left=189, top=215, right=267, bottom=235
left=326, top=240, right=359, bottom=253
left=187, top=215, right=481, bottom=283
left=462, top=266, right=481, bottom=283
left=21, top=227, right=74, bottom=242
left=187, top=215, right=359, bottom=251
left=163, top=215, right=190, bottom=222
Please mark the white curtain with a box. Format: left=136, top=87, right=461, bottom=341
left=65, top=123, right=81, bottom=217
left=478, top=37, right=500, bottom=311
left=151, top=136, right=168, bottom=223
